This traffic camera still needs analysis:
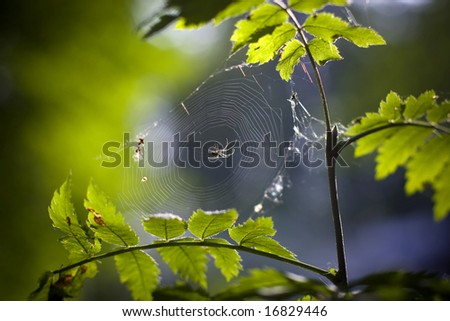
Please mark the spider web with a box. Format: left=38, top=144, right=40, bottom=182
left=120, top=62, right=302, bottom=217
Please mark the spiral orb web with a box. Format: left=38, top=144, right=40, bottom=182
left=120, top=64, right=292, bottom=217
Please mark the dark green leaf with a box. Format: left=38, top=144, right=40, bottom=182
left=207, top=239, right=242, bottom=281
left=85, top=180, right=138, bottom=246
left=247, top=23, right=296, bottom=64
left=433, top=164, right=450, bottom=221
left=168, top=0, right=235, bottom=27
left=304, top=13, right=386, bottom=48
left=308, top=38, right=342, bottom=65
left=115, top=251, right=160, bottom=300
left=188, top=209, right=238, bottom=240
left=157, top=238, right=208, bottom=288
left=143, top=13, right=179, bottom=39
left=289, top=0, right=347, bottom=13
left=143, top=213, right=187, bottom=241
left=276, top=39, right=306, bottom=81
left=29, top=272, right=53, bottom=300
left=231, top=3, right=288, bottom=52
left=153, top=284, right=210, bottom=301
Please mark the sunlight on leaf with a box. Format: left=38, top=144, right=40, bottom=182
left=207, top=239, right=242, bottom=281
left=308, top=38, right=342, bottom=65
left=276, top=39, right=306, bottom=81
left=215, top=0, right=265, bottom=25
left=188, top=209, right=238, bottom=240
left=143, top=213, right=187, bottom=241
left=288, top=0, right=347, bottom=13
left=115, top=251, right=160, bottom=300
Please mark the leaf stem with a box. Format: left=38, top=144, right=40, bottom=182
left=51, top=240, right=337, bottom=283
left=275, top=0, right=348, bottom=288
left=339, top=121, right=450, bottom=153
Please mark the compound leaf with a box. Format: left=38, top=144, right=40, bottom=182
left=231, top=3, right=288, bottom=52
left=288, top=0, right=347, bottom=13
left=247, top=23, right=296, bottom=64
left=115, top=251, right=160, bottom=300
left=276, top=39, right=306, bottom=81
left=143, top=213, right=187, bottom=241
left=49, top=177, right=100, bottom=262
left=188, top=209, right=238, bottom=240
left=308, top=37, right=342, bottom=65
left=207, top=239, right=242, bottom=281
left=346, top=91, right=450, bottom=220
left=304, top=13, right=385, bottom=48
left=243, top=236, right=297, bottom=259
left=85, top=180, right=138, bottom=246
left=157, top=238, right=208, bottom=288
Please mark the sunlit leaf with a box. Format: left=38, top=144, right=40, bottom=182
left=231, top=3, right=288, bottom=52
left=49, top=177, right=100, bottom=261
left=229, top=216, right=276, bottom=244
left=207, top=239, right=242, bottom=281
left=304, top=13, right=386, bottom=48
left=403, top=90, right=437, bottom=120
left=276, top=39, right=306, bottom=81
left=405, top=136, right=450, bottom=194
left=308, top=38, right=342, bottom=65
left=188, top=209, right=238, bottom=240
left=243, top=236, right=297, bottom=259
left=433, top=165, right=450, bottom=221
left=215, top=0, right=265, bottom=25
left=143, top=213, right=187, bottom=241
left=157, top=238, right=208, bottom=288
left=288, top=0, right=347, bottom=13
left=346, top=91, right=450, bottom=220
left=427, top=100, right=450, bottom=123
left=85, top=180, right=138, bottom=246
left=375, top=127, right=432, bottom=179
left=247, top=23, right=296, bottom=64
left=115, top=251, right=160, bottom=300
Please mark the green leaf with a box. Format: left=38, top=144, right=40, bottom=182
left=215, top=0, right=265, bottom=25
left=304, top=13, right=386, bottom=48
left=157, top=238, right=208, bottom=288
left=308, top=38, right=342, bottom=65
left=433, top=164, right=450, bottom=221
left=247, top=23, right=296, bottom=64
left=427, top=100, right=450, bottom=123
left=229, top=216, right=276, bottom=244
left=379, top=91, right=404, bottom=120
left=243, top=236, right=297, bottom=259
left=48, top=263, right=98, bottom=300
left=207, top=239, right=242, bottom=281
left=346, top=91, right=450, bottom=220
left=231, top=3, right=288, bottom=52
left=375, top=127, right=433, bottom=179
left=405, top=136, right=450, bottom=194
left=49, top=177, right=100, bottom=261
left=354, top=127, right=400, bottom=157
left=289, top=0, right=347, bottom=13
left=143, top=213, right=187, bottom=241
left=403, top=90, right=437, bottom=120
left=188, top=209, right=238, bottom=240
left=85, top=180, right=138, bottom=246
left=276, top=39, right=306, bottom=81
left=115, top=251, right=160, bottom=300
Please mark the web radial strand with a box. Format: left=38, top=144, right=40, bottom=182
left=120, top=64, right=289, bottom=217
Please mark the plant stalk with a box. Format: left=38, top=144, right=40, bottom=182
left=276, top=0, right=348, bottom=289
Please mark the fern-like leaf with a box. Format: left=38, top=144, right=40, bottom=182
left=188, top=209, right=238, bottom=240
left=143, top=213, right=187, bottom=241
left=346, top=90, right=450, bottom=220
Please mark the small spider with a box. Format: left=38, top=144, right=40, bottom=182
left=133, top=137, right=145, bottom=162
left=208, top=139, right=237, bottom=159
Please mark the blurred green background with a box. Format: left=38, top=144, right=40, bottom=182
left=0, top=0, right=449, bottom=300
